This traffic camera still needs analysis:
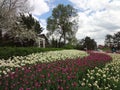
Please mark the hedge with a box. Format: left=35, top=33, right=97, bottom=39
left=0, top=47, right=64, bottom=60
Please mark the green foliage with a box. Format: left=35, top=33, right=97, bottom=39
left=101, top=47, right=111, bottom=51
left=0, top=40, right=15, bottom=47
left=49, top=37, right=76, bottom=49
left=20, top=14, right=35, bottom=29
left=115, top=81, right=120, bottom=90
left=63, top=44, right=75, bottom=49
left=75, top=44, right=84, bottom=50
left=84, top=36, right=97, bottom=50
left=76, top=36, right=97, bottom=50
left=105, top=34, right=113, bottom=47
left=0, top=47, right=64, bottom=60
left=0, top=30, right=2, bottom=39
left=47, top=4, right=78, bottom=46
left=50, top=38, right=59, bottom=48
left=0, top=30, right=2, bottom=45
left=1, top=14, right=44, bottom=47
left=19, top=13, right=43, bottom=34
left=114, top=31, right=120, bottom=50
left=105, top=31, right=120, bottom=50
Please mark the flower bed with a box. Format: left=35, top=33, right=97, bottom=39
left=79, top=53, right=120, bottom=90
left=0, top=50, right=88, bottom=75
left=0, top=51, right=112, bottom=90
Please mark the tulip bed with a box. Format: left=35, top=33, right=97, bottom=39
left=0, top=50, right=113, bottom=90
left=79, top=53, right=120, bottom=90
left=0, top=50, right=87, bottom=75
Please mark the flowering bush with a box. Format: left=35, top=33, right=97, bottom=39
left=0, top=51, right=112, bottom=90
left=79, top=53, right=120, bottom=90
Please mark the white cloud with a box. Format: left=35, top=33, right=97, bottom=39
left=28, top=0, right=55, bottom=35
left=28, top=0, right=120, bottom=45
left=69, top=0, right=120, bottom=45
left=29, top=0, right=50, bottom=15
left=39, top=19, right=48, bottom=34
left=69, top=0, right=110, bottom=11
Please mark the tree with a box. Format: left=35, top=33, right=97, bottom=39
left=0, top=0, right=30, bottom=30
left=77, top=36, right=97, bottom=50
left=19, top=14, right=43, bottom=34
left=83, top=37, right=97, bottom=50
left=0, top=0, right=31, bottom=46
left=50, top=38, right=58, bottom=48
left=47, top=4, right=78, bottom=47
left=113, top=31, right=120, bottom=50
left=0, top=30, right=2, bottom=39
left=104, top=31, right=120, bottom=50
left=7, top=14, right=43, bottom=46
left=104, top=34, right=113, bottom=47
left=0, top=30, right=2, bottom=45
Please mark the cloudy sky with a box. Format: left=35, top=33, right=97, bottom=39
left=28, top=0, right=120, bottom=45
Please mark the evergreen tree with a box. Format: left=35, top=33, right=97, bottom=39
left=20, top=14, right=43, bottom=34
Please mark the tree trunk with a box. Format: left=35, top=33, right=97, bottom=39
left=0, top=29, right=2, bottom=40
left=59, top=33, right=63, bottom=47
left=63, top=33, right=66, bottom=45
left=0, top=29, right=2, bottom=46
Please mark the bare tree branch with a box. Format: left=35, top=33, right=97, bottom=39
left=0, top=0, right=31, bottom=31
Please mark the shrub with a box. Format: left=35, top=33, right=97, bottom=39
left=0, top=47, right=64, bottom=60
left=63, top=44, right=75, bottom=49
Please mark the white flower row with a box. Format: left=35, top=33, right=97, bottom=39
left=0, top=50, right=88, bottom=75
left=80, top=53, right=120, bottom=90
